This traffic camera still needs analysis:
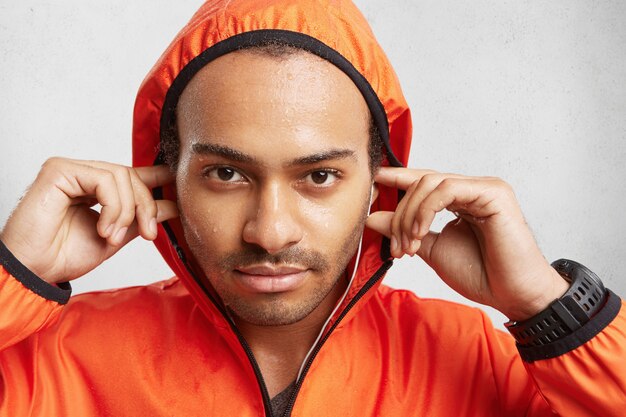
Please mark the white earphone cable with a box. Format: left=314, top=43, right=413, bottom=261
left=296, top=185, right=374, bottom=381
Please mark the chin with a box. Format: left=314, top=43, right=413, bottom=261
left=212, top=266, right=345, bottom=327
left=226, top=294, right=322, bottom=327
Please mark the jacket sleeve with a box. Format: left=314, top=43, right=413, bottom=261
left=0, top=240, right=71, bottom=351
left=488, top=290, right=625, bottom=416
left=521, top=291, right=625, bottom=416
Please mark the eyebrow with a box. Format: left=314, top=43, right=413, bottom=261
left=287, top=149, right=356, bottom=166
left=191, top=142, right=255, bottom=163
left=191, top=141, right=356, bottom=167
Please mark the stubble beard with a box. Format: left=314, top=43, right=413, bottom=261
left=181, top=194, right=371, bottom=327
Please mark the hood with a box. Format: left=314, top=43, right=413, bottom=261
left=132, top=0, right=412, bottom=328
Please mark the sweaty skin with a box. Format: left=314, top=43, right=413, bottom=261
left=366, top=168, right=569, bottom=321
left=174, top=50, right=373, bottom=397
left=0, top=47, right=568, bottom=402
left=0, top=160, right=177, bottom=283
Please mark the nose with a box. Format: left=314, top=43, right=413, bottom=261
left=242, top=182, right=304, bottom=254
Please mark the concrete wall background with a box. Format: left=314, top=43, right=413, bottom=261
left=1, top=0, right=624, bottom=327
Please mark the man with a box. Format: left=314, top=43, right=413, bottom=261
left=0, top=0, right=624, bottom=416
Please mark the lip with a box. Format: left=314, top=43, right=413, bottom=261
left=234, top=264, right=309, bottom=293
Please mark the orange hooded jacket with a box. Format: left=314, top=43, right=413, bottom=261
left=1, top=1, right=625, bottom=416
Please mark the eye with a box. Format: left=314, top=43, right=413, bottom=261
left=305, top=169, right=340, bottom=186
left=204, top=166, right=246, bottom=182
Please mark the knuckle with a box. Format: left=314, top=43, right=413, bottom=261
left=129, top=168, right=150, bottom=194
left=420, top=169, right=438, bottom=176
left=494, top=178, right=514, bottom=193
left=420, top=173, right=440, bottom=188
left=39, top=157, right=65, bottom=176
left=106, top=164, right=130, bottom=184
left=101, top=170, right=116, bottom=186
left=41, top=156, right=62, bottom=169
left=439, top=178, right=455, bottom=190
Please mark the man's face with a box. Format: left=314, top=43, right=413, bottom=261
left=175, top=50, right=373, bottom=326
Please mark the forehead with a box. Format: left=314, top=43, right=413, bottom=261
left=175, top=49, right=371, bottom=160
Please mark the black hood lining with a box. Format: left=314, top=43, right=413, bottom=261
left=156, top=29, right=402, bottom=168
left=153, top=29, right=398, bottom=284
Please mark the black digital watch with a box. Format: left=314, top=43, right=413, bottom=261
left=505, top=259, right=608, bottom=347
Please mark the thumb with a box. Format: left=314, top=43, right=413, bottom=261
left=414, top=231, right=439, bottom=264
left=365, top=211, right=393, bottom=238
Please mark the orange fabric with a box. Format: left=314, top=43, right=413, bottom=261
left=2, top=266, right=625, bottom=416
left=2, top=0, right=625, bottom=416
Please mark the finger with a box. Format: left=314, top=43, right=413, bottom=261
left=105, top=200, right=179, bottom=251
left=155, top=200, right=179, bottom=223
left=395, top=172, right=464, bottom=255
left=110, top=167, right=136, bottom=245
left=365, top=211, right=393, bottom=238
left=77, top=162, right=175, bottom=243
left=373, top=167, right=437, bottom=191
left=134, top=165, right=176, bottom=189
left=378, top=171, right=444, bottom=257
left=76, top=161, right=138, bottom=245
left=390, top=180, right=419, bottom=255
left=414, top=231, right=439, bottom=265
left=365, top=211, right=408, bottom=259
left=62, top=166, right=122, bottom=240
left=128, top=168, right=159, bottom=240
left=414, top=178, right=491, bottom=240
left=72, top=160, right=174, bottom=190
left=398, top=172, right=447, bottom=245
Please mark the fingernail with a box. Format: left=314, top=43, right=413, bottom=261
left=149, top=218, right=157, bottom=236
left=114, top=227, right=128, bottom=245
left=391, top=236, right=398, bottom=254
left=104, top=223, right=114, bottom=237
left=410, top=239, right=421, bottom=254
left=412, top=221, right=420, bottom=238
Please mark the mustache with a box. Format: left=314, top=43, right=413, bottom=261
left=219, top=245, right=329, bottom=272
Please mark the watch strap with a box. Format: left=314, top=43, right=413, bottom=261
left=505, top=259, right=607, bottom=347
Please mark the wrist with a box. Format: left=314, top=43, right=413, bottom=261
left=0, top=238, right=71, bottom=304
left=505, top=268, right=570, bottom=322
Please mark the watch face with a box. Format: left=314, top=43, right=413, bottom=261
left=553, top=259, right=606, bottom=321
left=553, top=259, right=603, bottom=288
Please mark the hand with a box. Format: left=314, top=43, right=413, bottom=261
left=365, top=167, right=569, bottom=321
left=0, top=158, right=178, bottom=285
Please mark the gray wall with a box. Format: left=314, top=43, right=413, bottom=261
left=1, top=1, right=624, bottom=327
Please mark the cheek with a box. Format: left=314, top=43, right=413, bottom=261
left=298, top=199, right=331, bottom=231
left=299, top=185, right=370, bottom=239
left=177, top=183, right=244, bottom=247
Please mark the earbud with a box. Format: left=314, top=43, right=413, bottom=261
left=367, top=184, right=375, bottom=216
left=367, top=184, right=376, bottom=215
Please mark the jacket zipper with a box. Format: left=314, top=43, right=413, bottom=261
left=183, top=240, right=391, bottom=417
left=177, top=246, right=273, bottom=416
left=281, top=260, right=393, bottom=417
left=227, top=320, right=274, bottom=417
